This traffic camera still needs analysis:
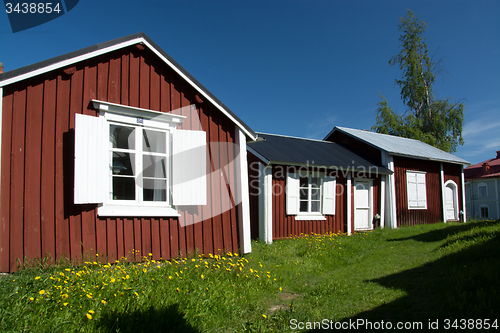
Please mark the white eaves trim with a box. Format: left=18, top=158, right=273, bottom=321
left=0, top=36, right=257, bottom=142
left=246, top=145, right=270, bottom=165
left=92, top=99, right=186, bottom=124
left=0, top=37, right=144, bottom=88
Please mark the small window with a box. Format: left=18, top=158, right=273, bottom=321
left=299, top=175, right=322, bottom=213
left=480, top=206, right=489, bottom=218
left=285, top=172, right=336, bottom=219
left=478, top=184, right=488, bottom=197
left=406, top=171, right=427, bottom=209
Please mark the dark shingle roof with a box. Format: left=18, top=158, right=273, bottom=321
left=248, top=133, right=392, bottom=174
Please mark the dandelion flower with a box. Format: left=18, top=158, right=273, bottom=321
left=63, top=303, right=68, bottom=306
left=262, top=314, right=267, bottom=319
left=29, top=297, right=34, bottom=301
left=39, top=290, right=45, bottom=295
left=86, top=313, right=92, bottom=320
left=201, top=274, right=204, bottom=279
left=88, top=310, right=95, bottom=314
left=101, top=300, right=107, bottom=305
left=35, top=276, right=41, bottom=280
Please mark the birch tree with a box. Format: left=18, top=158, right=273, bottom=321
left=372, top=10, right=465, bottom=153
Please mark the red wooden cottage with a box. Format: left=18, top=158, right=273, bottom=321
left=247, top=133, right=392, bottom=242
left=0, top=33, right=257, bottom=272
left=324, top=127, right=470, bottom=227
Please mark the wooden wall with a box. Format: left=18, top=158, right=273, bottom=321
left=270, top=165, right=347, bottom=239
left=393, top=156, right=442, bottom=226
left=0, top=45, right=241, bottom=272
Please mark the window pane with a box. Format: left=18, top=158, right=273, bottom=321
left=311, top=177, right=321, bottom=188
left=311, top=201, right=320, bottom=212
left=143, top=179, right=167, bottom=202
left=300, top=176, right=308, bottom=188
left=143, top=156, right=166, bottom=178
left=112, top=152, right=134, bottom=176
left=311, top=188, right=321, bottom=200
left=143, top=129, right=166, bottom=153
left=300, top=188, right=308, bottom=200
left=300, top=200, right=308, bottom=212
left=110, top=125, right=135, bottom=149
left=112, top=177, right=135, bottom=200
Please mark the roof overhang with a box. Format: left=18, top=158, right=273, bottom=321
left=0, top=33, right=257, bottom=141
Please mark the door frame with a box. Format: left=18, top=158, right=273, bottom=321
left=444, top=180, right=459, bottom=221
left=353, top=178, right=374, bottom=231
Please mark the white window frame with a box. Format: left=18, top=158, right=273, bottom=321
left=406, top=171, right=427, bottom=210
left=286, top=171, right=336, bottom=220
left=75, top=100, right=207, bottom=217
left=478, top=183, right=488, bottom=197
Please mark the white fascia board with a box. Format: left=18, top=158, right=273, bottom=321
left=0, top=37, right=145, bottom=88
left=92, top=99, right=186, bottom=124
left=141, top=39, right=258, bottom=142
left=246, top=146, right=270, bottom=165
left=265, top=160, right=393, bottom=175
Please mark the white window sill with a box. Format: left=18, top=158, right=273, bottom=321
left=408, top=206, right=427, bottom=210
left=97, top=204, right=180, bottom=217
left=295, top=214, right=327, bottom=221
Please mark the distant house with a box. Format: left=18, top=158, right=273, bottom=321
left=0, top=33, right=256, bottom=272
left=324, top=127, right=470, bottom=227
left=464, top=151, right=500, bottom=220
left=247, top=133, right=392, bottom=243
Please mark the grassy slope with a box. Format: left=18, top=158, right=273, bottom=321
left=0, top=220, right=498, bottom=332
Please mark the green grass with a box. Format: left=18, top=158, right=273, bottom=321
left=0, top=219, right=499, bottom=332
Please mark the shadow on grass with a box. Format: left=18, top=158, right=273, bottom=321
left=307, top=227, right=500, bottom=332
left=97, top=303, right=199, bottom=333
left=387, top=220, right=500, bottom=244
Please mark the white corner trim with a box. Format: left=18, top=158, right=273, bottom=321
left=440, top=163, right=446, bottom=223
left=236, top=128, right=252, bottom=254
left=263, top=166, right=273, bottom=244
left=461, top=166, right=468, bottom=223
left=347, top=173, right=352, bottom=235
left=380, top=175, right=385, bottom=228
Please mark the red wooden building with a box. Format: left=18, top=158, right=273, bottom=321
left=324, top=127, right=470, bottom=227
left=247, top=133, right=392, bottom=242
left=0, top=33, right=256, bottom=272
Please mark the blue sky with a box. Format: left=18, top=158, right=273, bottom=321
left=1, top=0, right=499, bottom=165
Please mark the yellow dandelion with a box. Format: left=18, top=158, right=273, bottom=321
left=134, top=292, right=139, bottom=297
left=39, top=290, right=45, bottom=295
left=29, top=297, right=34, bottom=301
left=101, top=300, right=107, bottom=305
left=86, top=313, right=92, bottom=320
left=262, top=314, right=267, bottom=319
left=63, top=302, right=68, bottom=306
left=201, top=274, right=204, bottom=279
left=88, top=310, right=95, bottom=314
left=35, top=276, right=41, bottom=280
left=65, top=268, right=71, bottom=271
left=148, top=253, right=153, bottom=257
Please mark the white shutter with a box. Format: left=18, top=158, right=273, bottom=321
left=407, top=173, right=418, bottom=208
left=286, top=172, right=300, bottom=215
left=74, top=113, right=106, bottom=204
left=322, top=176, right=336, bottom=215
left=416, top=173, right=427, bottom=208
left=172, top=129, right=207, bottom=206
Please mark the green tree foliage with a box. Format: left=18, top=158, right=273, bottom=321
left=372, top=10, right=465, bottom=153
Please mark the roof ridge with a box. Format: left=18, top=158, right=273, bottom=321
left=256, top=132, right=334, bottom=143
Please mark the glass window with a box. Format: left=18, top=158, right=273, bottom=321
left=480, top=206, right=489, bottom=218
left=109, top=123, right=169, bottom=204
left=478, top=184, right=488, bottom=197
left=299, top=175, right=322, bottom=213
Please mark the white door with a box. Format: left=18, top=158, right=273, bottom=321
left=445, top=183, right=457, bottom=220
left=354, top=180, right=372, bottom=230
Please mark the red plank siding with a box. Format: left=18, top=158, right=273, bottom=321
left=1, top=45, right=244, bottom=271
left=393, top=156, right=442, bottom=226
